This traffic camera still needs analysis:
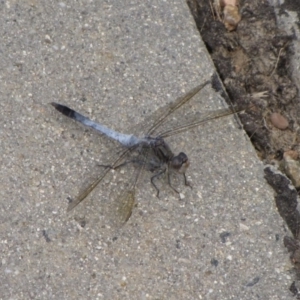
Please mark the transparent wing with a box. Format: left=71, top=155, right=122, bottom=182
left=67, top=147, right=131, bottom=212
left=99, top=145, right=149, bottom=228
left=114, top=190, right=136, bottom=225
left=145, top=80, right=211, bottom=136
left=66, top=141, right=149, bottom=228
left=158, top=107, right=239, bottom=138
left=131, top=79, right=245, bottom=139
left=125, top=80, right=210, bottom=138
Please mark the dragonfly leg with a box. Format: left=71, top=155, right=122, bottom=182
left=167, top=172, right=192, bottom=195
left=183, top=173, right=192, bottom=189
left=167, top=172, right=179, bottom=194
left=151, top=169, right=166, bottom=198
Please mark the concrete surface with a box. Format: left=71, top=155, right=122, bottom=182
left=0, top=0, right=292, bottom=299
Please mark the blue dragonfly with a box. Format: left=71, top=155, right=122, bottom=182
left=51, top=80, right=239, bottom=227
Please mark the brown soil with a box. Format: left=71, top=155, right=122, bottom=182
left=188, top=0, right=299, bottom=161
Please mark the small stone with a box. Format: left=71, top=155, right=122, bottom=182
left=223, top=5, right=241, bottom=31
left=44, top=35, right=52, bottom=44
left=225, top=0, right=238, bottom=5
left=281, top=154, right=300, bottom=188
left=239, top=223, right=249, bottom=231
left=220, top=0, right=238, bottom=6
left=270, top=112, right=289, bottom=130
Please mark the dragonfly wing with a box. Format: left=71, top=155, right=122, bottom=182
left=67, top=147, right=131, bottom=212
left=104, top=155, right=146, bottom=228
left=127, top=80, right=211, bottom=137
left=146, top=81, right=211, bottom=136
left=110, top=143, right=154, bottom=227
left=157, top=106, right=240, bottom=138
left=67, top=166, right=111, bottom=212
left=111, top=190, right=136, bottom=228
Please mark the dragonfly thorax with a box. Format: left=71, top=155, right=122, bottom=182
left=144, top=137, right=189, bottom=173
left=146, top=136, right=175, bottom=163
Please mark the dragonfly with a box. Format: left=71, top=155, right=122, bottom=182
left=51, top=79, right=240, bottom=227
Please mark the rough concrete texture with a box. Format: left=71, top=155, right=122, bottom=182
left=0, top=1, right=292, bottom=299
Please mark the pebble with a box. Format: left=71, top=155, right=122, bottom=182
left=223, top=5, right=241, bottom=31
left=44, top=35, right=52, bottom=44
left=281, top=152, right=300, bottom=188
left=270, top=112, right=289, bottom=130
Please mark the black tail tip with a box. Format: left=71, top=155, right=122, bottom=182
left=50, top=102, right=66, bottom=113
left=50, top=102, right=60, bottom=108
left=50, top=102, right=75, bottom=118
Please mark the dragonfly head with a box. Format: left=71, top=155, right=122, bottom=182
left=170, top=152, right=190, bottom=173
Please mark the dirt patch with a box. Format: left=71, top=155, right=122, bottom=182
left=188, top=0, right=300, bottom=295
left=188, top=0, right=300, bottom=161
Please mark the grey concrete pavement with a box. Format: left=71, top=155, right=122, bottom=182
left=0, top=1, right=292, bottom=299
